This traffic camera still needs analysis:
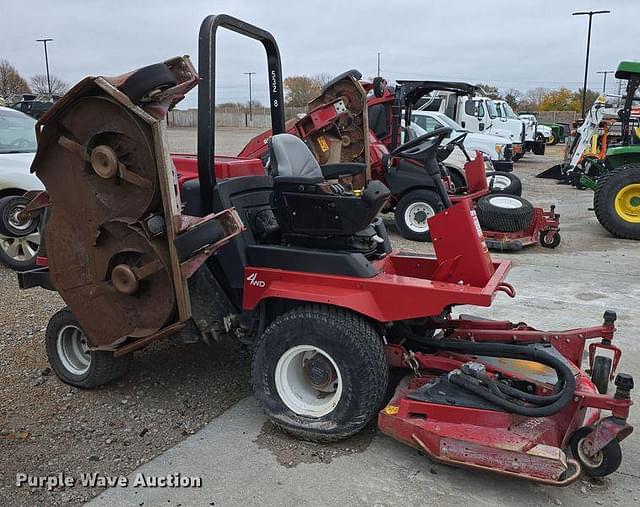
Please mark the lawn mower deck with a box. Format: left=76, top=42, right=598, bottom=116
left=380, top=313, right=633, bottom=485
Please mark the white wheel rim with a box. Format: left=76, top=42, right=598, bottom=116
left=0, top=232, right=40, bottom=262
left=274, top=345, right=343, bottom=418
left=487, top=174, right=512, bottom=190
left=404, top=202, right=436, bottom=233
left=56, top=324, right=92, bottom=375
left=577, top=436, right=604, bottom=469
left=488, top=196, right=523, bottom=209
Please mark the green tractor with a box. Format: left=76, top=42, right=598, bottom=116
left=594, top=61, right=640, bottom=240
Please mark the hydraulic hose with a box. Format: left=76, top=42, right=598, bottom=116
left=432, top=340, right=576, bottom=417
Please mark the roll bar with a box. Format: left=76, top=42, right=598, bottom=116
left=197, top=14, right=286, bottom=213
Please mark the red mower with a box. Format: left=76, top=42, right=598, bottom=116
left=240, top=75, right=560, bottom=251
left=19, top=15, right=631, bottom=486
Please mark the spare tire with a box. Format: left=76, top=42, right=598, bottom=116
left=475, top=195, right=534, bottom=232
left=486, top=171, right=522, bottom=196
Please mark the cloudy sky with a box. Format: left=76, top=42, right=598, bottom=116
left=3, top=0, right=639, bottom=108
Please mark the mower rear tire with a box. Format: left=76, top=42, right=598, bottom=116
left=45, top=307, right=131, bottom=388
left=394, top=190, right=444, bottom=241
left=547, top=132, right=558, bottom=145
left=591, top=356, right=612, bottom=394
left=475, top=195, right=534, bottom=233
left=486, top=171, right=522, bottom=196
left=252, top=304, right=388, bottom=442
left=570, top=426, right=622, bottom=478
left=594, top=164, right=640, bottom=240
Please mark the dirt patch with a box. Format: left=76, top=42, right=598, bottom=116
left=0, top=264, right=252, bottom=506
left=254, top=420, right=376, bottom=467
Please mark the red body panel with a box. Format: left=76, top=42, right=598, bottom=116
left=172, top=153, right=265, bottom=190
left=242, top=252, right=512, bottom=322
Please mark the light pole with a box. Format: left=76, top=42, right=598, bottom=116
left=244, top=71, right=256, bottom=124
left=572, top=10, right=610, bottom=118
left=596, top=70, right=614, bottom=94
left=36, top=38, right=54, bottom=96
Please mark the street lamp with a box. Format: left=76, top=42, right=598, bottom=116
left=596, top=70, right=614, bottom=94
left=572, top=10, right=610, bottom=118
left=36, top=38, right=54, bottom=96
left=244, top=71, right=256, bottom=124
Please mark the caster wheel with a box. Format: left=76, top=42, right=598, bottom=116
left=570, top=426, right=622, bottom=478
left=539, top=230, right=561, bottom=248
left=591, top=356, right=612, bottom=394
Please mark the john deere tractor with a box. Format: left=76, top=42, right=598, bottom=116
left=594, top=61, right=640, bottom=240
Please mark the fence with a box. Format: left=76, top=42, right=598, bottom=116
left=534, top=111, right=578, bottom=124
left=167, top=106, right=306, bottom=128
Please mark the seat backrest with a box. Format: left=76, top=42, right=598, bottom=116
left=268, top=133, right=322, bottom=178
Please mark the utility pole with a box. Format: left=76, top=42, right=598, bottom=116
left=377, top=53, right=381, bottom=77
left=596, top=70, right=614, bottom=94
left=572, top=10, right=610, bottom=118
left=244, top=72, right=256, bottom=124
left=36, top=38, right=54, bottom=96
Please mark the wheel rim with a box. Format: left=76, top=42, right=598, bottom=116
left=404, top=202, right=436, bottom=233
left=487, top=174, right=512, bottom=191
left=56, top=324, right=92, bottom=376
left=488, top=196, right=523, bottom=209
left=577, top=436, right=604, bottom=469
left=274, top=345, right=343, bottom=418
left=614, top=183, right=640, bottom=223
left=0, top=232, right=40, bottom=262
left=6, top=202, right=34, bottom=233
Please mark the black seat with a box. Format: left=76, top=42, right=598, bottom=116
left=268, top=134, right=390, bottom=238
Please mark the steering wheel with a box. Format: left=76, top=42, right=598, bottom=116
left=447, top=131, right=472, bottom=162
left=10, top=138, right=32, bottom=149
left=390, top=126, right=452, bottom=158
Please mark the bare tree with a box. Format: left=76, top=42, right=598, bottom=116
left=521, top=87, right=548, bottom=111
left=30, top=74, right=68, bottom=96
left=0, top=60, right=31, bottom=101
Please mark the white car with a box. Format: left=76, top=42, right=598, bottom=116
left=0, top=106, right=43, bottom=270
left=410, top=110, right=514, bottom=172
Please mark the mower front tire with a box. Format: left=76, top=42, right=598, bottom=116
left=252, top=305, right=388, bottom=442
left=45, top=308, right=131, bottom=388
left=591, top=356, right=612, bottom=394
left=475, top=195, right=534, bottom=233
left=570, top=426, right=622, bottom=478
left=594, top=164, right=640, bottom=240
left=394, top=189, right=444, bottom=242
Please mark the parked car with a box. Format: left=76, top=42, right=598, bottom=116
left=0, top=106, right=43, bottom=270
left=11, top=99, right=54, bottom=120
left=411, top=110, right=514, bottom=172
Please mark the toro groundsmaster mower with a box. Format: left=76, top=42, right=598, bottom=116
left=240, top=76, right=561, bottom=251
left=18, top=15, right=633, bottom=486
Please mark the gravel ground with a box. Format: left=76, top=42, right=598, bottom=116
left=0, top=129, right=636, bottom=506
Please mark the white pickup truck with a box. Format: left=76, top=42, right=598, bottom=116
left=493, top=100, right=546, bottom=159
left=410, top=110, right=514, bottom=172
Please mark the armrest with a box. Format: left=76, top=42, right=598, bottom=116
left=273, top=175, right=324, bottom=186
left=320, top=163, right=366, bottom=179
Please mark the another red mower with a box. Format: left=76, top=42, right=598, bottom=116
left=240, top=75, right=560, bottom=251
left=20, top=15, right=631, bottom=487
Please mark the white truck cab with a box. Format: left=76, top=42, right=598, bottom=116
left=494, top=100, right=546, bottom=158
left=419, top=93, right=525, bottom=160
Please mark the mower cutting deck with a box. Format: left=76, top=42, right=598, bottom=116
left=19, top=14, right=632, bottom=487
